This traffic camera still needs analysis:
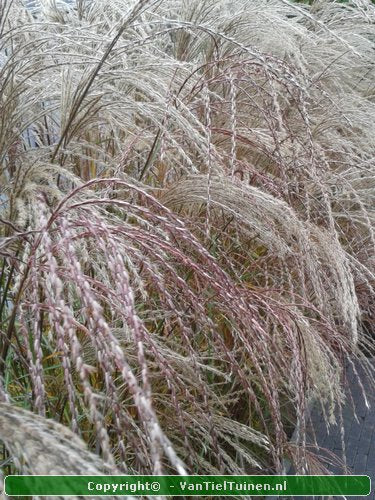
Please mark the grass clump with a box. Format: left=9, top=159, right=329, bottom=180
left=0, top=0, right=374, bottom=483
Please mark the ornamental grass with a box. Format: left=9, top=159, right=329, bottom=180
left=0, top=0, right=374, bottom=485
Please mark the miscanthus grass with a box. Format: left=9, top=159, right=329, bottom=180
left=0, top=0, right=374, bottom=484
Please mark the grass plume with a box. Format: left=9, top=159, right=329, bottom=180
left=0, top=0, right=374, bottom=481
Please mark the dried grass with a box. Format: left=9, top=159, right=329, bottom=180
left=0, top=0, right=374, bottom=482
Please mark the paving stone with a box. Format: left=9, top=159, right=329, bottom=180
left=354, top=452, right=369, bottom=473
left=267, top=359, right=375, bottom=500
left=301, top=359, right=375, bottom=488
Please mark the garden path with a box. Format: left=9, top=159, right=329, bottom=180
left=304, top=358, right=375, bottom=499
left=269, top=358, right=375, bottom=499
